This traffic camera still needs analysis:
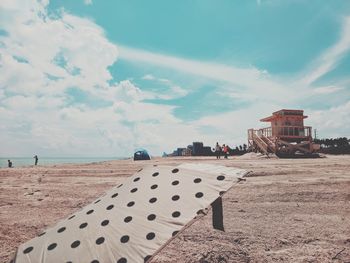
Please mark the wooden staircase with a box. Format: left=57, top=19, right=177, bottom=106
left=249, top=129, right=276, bottom=155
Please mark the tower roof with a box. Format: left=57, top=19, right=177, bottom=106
left=260, top=109, right=307, bottom=122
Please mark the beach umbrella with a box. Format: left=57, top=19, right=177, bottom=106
left=11, top=164, right=247, bottom=263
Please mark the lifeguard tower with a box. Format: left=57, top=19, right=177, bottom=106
left=248, top=109, right=319, bottom=157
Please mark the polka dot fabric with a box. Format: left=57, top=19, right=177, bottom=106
left=12, top=164, right=247, bottom=263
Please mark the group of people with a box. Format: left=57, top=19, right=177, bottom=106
left=214, top=142, right=230, bottom=159
left=7, top=155, right=39, bottom=168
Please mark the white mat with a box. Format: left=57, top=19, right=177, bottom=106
left=13, top=164, right=247, bottom=263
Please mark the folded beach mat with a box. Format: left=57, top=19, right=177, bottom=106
left=12, top=164, right=247, bottom=263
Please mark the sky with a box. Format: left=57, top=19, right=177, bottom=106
left=0, top=0, right=350, bottom=157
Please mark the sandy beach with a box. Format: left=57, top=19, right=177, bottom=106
left=1, top=154, right=350, bottom=263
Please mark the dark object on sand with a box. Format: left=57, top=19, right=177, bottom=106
left=275, top=152, right=320, bottom=158
left=34, top=155, right=38, bottom=165
left=134, top=149, right=151, bottom=161
left=211, top=197, right=224, bottom=231
left=8, top=160, right=13, bottom=168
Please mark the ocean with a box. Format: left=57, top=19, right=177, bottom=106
left=0, top=157, right=125, bottom=168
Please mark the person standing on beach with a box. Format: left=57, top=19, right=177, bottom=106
left=34, top=155, right=38, bottom=166
left=8, top=160, right=12, bottom=168
left=215, top=142, right=221, bottom=159
left=223, top=144, right=229, bottom=159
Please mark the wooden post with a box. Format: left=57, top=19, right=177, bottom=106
left=211, top=197, right=224, bottom=231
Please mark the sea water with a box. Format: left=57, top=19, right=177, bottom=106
left=0, top=157, right=125, bottom=168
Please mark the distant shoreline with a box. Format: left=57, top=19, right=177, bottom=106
left=0, top=157, right=128, bottom=168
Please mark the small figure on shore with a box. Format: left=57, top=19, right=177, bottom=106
left=34, top=155, right=38, bottom=166
left=8, top=160, right=13, bottom=168
left=223, top=144, right=229, bottom=159
left=215, top=142, right=221, bottom=159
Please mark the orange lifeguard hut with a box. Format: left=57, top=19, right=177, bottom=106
left=248, top=109, right=319, bottom=157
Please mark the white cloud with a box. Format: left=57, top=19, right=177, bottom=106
left=84, top=0, right=92, bottom=5
left=140, top=74, right=189, bottom=100
left=142, top=74, right=155, bottom=80
left=300, top=16, right=350, bottom=86
left=0, top=0, right=201, bottom=157
left=119, top=45, right=289, bottom=102
left=307, top=101, right=350, bottom=138
left=0, top=3, right=118, bottom=97
left=313, top=85, right=344, bottom=94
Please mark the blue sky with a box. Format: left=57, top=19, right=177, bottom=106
left=0, top=0, right=350, bottom=157
left=48, top=1, right=347, bottom=73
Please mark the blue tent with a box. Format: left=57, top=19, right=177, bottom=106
left=133, top=149, right=151, bottom=161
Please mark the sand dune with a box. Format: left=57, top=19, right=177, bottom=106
left=1, top=155, right=350, bottom=262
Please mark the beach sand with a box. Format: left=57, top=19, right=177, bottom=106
left=1, top=154, right=350, bottom=262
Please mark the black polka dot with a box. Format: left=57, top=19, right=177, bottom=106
left=124, top=216, right=132, bottom=223
left=172, top=231, right=179, bottom=237
left=195, top=192, right=204, bottom=198
left=106, top=204, right=114, bottom=210
left=57, top=227, right=66, bottom=233
left=152, top=172, right=159, bottom=177
left=38, top=232, right=45, bottom=236
left=130, top=188, right=138, bottom=193
left=117, top=258, right=127, bottom=263
left=147, top=214, right=156, bottom=221
left=172, top=211, right=181, bottom=218
left=150, top=184, right=158, bottom=190
left=133, top=177, right=140, bottom=182
left=149, top=197, right=157, bottom=203
left=79, top=222, right=88, bottom=229
left=127, top=201, right=135, bottom=207
left=146, top=232, right=155, bottom=240
left=94, top=199, right=101, bottom=204
left=68, top=215, right=75, bottom=220
left=172, top=168, right=179, bottom=173
left=111, top=193, right=118, bottom=198
left=91, top=260, right=99, bottom=263
left=144, top=255, right=152, bottom=262
left=217, top=175, right=225, bottom=181
left=117, top=184, right=123, bottom=188
left=172, top=195, right=180, bottom=201
left=96, top=237, right=105, bottom=245
left=194, top=178, right=201, bottom=183
left=23, top=246, right=33, bottom=254
left=47, top=243, right=57, bottom=250
left=71, top=240, right=80, bottom=248
left=172, top=180, right=179, bottom=186
left=86, top=209, right=94, bottom=215
left=120, top=235, right=129, bottom=243
left=101, top=220, right=109, bottom=226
